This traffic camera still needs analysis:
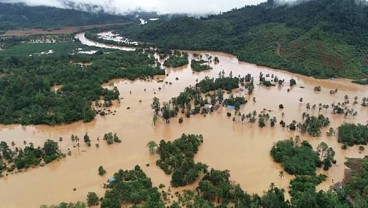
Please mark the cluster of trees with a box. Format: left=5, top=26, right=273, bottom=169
left=270, top=138, right=335, bottom=175
left=155, top=134, right=207, bottom=187
left=224, top=95, right=247, bottom=110
left=151, top=74, right=250, bottom=123
left=190, top=59, right=212, bottom=72
left=0, top=140, right=62, bottom=175
left=103, top=132, right=121, bottom=145
left=163, top=51, right=189, bottom=68
left=100, top=165, right=165, bottom=208
left=0, top=50, right=165, bottom=125
left=300, top=115, right=330, bottom=137
left=338, top=123, right=368, bottom=147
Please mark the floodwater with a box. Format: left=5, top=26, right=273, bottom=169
left=0, top=35, right=368, bottom=207
left=74, top=33, right=136, bottom=51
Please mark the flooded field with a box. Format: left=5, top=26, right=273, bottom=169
left=0, top=35, right=367, bottom=207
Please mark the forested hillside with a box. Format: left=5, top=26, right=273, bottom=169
left=0, top=2, right=130, bottom=31
left=119, top=0, right=368, bottom=80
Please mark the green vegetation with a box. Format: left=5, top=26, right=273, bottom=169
left=224, top=95, right=247, bottom=110
left=337, top=123, right=368, bottom=146
left=100, top=165, right=165, bottom=208
left=103, top=132, right=121, bottom=145
left=343, top=157, right=368, bottom=206
left=196, top=169, right=253, bottom=206
left=0, top=48, right=164, bottom=125
left=0, top=42, right=82, bottom=57
left=119, top=0, right=368, bottom=81
left=86, top=192, right=99, bottom=207
left=88, top=134, right=361, bottom=207
left=0, top=2, right=130, bottom=31
left=40, top=202, right=86, bottom=208
left=163, top=51, right=189, bottom=68
left=0, top=140, right=62, bottom=175
left=270, top=138, right=335, bottom=175
left=155, top=134, right=207, bottom=187
left=151, top=75, right=250, bottom=123
left=300, top=115, right=330, bottom=137
left=191, top=59, right=212, bottom=72
left=98, top=166, right=106, bottom=176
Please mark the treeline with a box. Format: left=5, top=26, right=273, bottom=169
left=0, top=140, right=62, bottom=176
left=0, top=50, right=165, bottom=125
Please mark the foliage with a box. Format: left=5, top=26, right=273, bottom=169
left=300, top=114, right=330, bottom=137
left=156, top=134, right=207, bottom=187
left=163, top=51, right=189, bottom=68
left=86, top=192, right=99, bottom=207
left=337, top=123, right=368, bottom=146
left=0, top=49, right=165, bottom=125
left=103, top=132, right=121, bottom=145
left=100, top=165, right=165, bottom=208
left=224, top=95, right=247, bottom=110
left=0, top=2, right=130, bottom=31
left=270, top=139, right=321, bottom=175
left=119, top=0, right=368, bottom=80
left=197, top=169, right=253, bottom=206
left=191, top=59, right=212, bottom=72
left=343, top=158, right=368, bottom=206
left=98, top=166, right=106, bottom=176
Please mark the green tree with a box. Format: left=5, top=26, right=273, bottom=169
left=87, top=192, right=99, bottom=207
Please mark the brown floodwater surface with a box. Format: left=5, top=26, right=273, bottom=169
left=0, top=49, right=368, bottom=207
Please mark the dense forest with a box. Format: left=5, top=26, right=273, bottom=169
left=0, top=2, right=131, bottom=32
left=0, top=49, right=165, bottom=125
left=118, top=0, right=368, bottom=81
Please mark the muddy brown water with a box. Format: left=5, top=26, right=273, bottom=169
left=0, top=40, right=368, bottom=207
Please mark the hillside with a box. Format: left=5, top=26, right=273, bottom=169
left=0, top=2, right=131, bottom=32
left=118, top=0, right=368, bottom=81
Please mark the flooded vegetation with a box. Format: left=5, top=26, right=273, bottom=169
left=0, top=33, right=367, bottom=207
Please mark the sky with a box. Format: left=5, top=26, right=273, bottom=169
left=1, top=0, right=268, bottom=14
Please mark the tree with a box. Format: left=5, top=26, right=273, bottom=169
left=87, top=192, right=99, bottom=207
left=147, top=141, right=158, bottom=154
left=153, top=114, right=158, bottom=125
left=83, top=133, right=91, bottom=146
left=151, top=97, right=161, bottom=115
left=290, top=79, right=297, bottom=87
left=161, top=102, right=172, bottom=123
left=98, top=166, right=106, bottom=176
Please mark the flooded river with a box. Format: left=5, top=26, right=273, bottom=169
left=0, top=34, right=367, bottom=207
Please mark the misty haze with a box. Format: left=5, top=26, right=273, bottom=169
left=0, top=0, right=368, bottom=208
